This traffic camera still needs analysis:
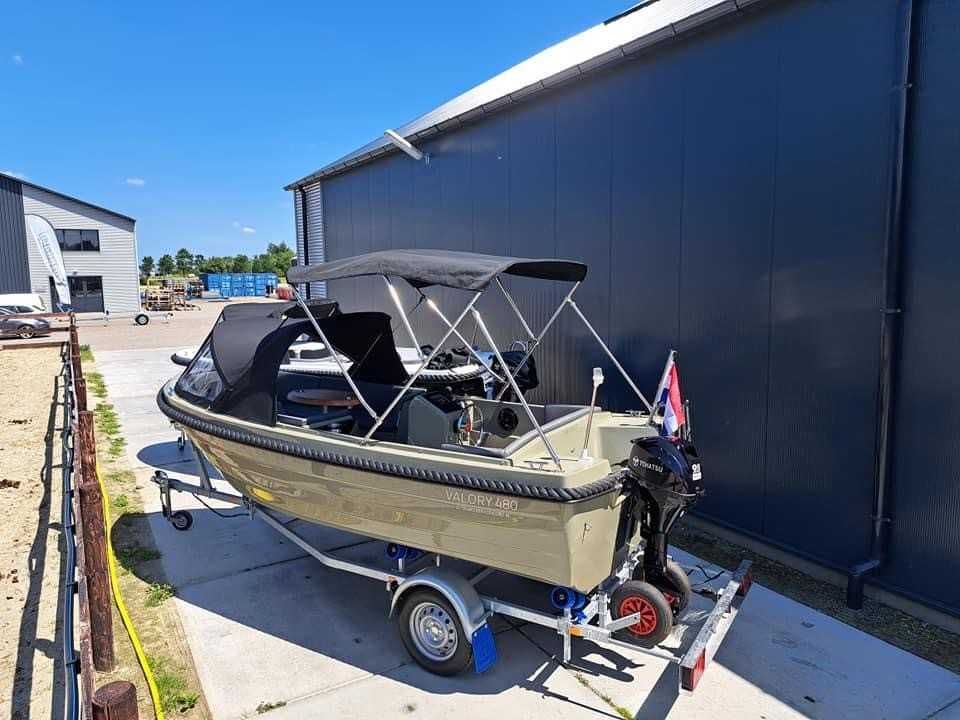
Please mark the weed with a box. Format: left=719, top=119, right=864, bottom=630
left=148, top=654, right=199, bottom=714
left=112, top=494, right=130, bottom=509
left=108, top=436, right=127, bottom=458
left=574, top=672, right=633, bottom=720
left=145, top=582, right=175, bottom=607
left=86, top=371, right=108, bottom=399
left=116, top=544, right=160, bottom=569
left=79, top=344, right=94, bottom=364
left=256, top=701, right=288, bottom=714
left=94, top=403, right=121, bottom=436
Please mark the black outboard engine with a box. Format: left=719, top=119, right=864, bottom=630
left=626, top=436, right=704, bottom=604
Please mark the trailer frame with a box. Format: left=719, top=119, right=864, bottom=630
left=150, top=445, right=752, bottom=692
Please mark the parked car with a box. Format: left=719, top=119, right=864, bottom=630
left=0, top=293, right=47, bottom=313
left=0, top=307, right=51, bottom=339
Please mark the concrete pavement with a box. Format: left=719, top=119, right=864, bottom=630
left=96, top=346, right=960, bottom=720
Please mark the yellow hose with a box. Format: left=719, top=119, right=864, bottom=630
left=97, top=466, right=165, bottom=720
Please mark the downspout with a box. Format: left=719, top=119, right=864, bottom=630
left=300, top=187, right=311, bottom=299
left=846, top=0, right=915, bottom=610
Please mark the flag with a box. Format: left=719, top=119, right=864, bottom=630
left=655, top=351, right=685, bottom=438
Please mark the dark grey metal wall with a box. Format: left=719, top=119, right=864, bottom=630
left=0, top=176, right=30, bottom=294
left=886, top=0, right=960, bottom=616
left=317, top=0, right=958, bottom=615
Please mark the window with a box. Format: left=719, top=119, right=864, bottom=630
left=55, top=228, right=100, bottom=251
left=175, top=341, right=224, bottom=404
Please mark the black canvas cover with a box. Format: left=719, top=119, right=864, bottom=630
left=286, top=249, right=587, bottom=291
left=177, top=300, right=408, bottom=424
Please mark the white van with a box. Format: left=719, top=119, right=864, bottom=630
left=0, top=293, right=47, bottom=314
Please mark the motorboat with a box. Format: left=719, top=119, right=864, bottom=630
left=157, top=249, right=706, bottom=650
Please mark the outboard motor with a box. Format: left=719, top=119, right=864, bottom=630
left=626, top=436, right=704, bottom=595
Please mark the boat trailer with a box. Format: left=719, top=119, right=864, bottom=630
left=151, top=453, right=752, bottom=692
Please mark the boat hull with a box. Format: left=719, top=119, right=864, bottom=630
left=187, top=428, right=629, bottom=592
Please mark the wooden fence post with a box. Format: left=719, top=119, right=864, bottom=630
left=75, top=377, right=87, bottom=412
left=77, top=410, right=114, bottom=671
left=92, top=680, right=139, bottom=720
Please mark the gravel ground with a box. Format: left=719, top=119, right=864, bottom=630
left=78, top=297, right=278, bottom=353
left=0, top=347, right=65, bottom=720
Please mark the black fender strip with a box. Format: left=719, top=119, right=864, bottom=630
left=157, top=389, right=623, bottom=503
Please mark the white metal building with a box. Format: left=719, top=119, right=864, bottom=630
left=0, top=172, right=140, bottom=315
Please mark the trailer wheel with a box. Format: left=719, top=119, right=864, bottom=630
left=135, top=313, right=150, bottom=326
left=641, top=560, right=692, bottom=614
left=398, top=589, right=473, bottom=676
left=170, top=510, right=193, bottom=531
left=611, top=580, right=673, bottom=648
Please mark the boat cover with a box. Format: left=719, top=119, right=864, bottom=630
left=286, top=249, right=587, bottom=291
left=177, top=300, right=409, bottom=424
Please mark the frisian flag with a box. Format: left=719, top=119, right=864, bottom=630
left=654, top=351, right=685, bottom=439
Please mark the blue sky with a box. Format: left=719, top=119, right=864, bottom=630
left=0, top=1, right=627, bottom=261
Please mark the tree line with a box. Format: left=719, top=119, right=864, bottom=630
left=139, top=243, right=295, bottom=280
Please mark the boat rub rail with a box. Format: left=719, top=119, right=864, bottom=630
left=157, top=388, right=625, bottom=503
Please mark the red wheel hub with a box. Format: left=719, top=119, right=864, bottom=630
left=618, top=595, right=659, bottom=636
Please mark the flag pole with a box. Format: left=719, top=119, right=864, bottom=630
left=647, top=349, right=676, bottom=426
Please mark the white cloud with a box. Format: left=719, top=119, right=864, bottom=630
left=241, top=226, right=256, bottom=234
left=1, top=169, right=28, bottom=180
left=124, top=177, right=145, bottom=187
left=11, top=54, right=23, bottom=66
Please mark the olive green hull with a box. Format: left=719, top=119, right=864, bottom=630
left=187, top=427, right=627, bottom=591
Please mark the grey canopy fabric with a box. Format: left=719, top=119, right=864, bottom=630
left=286, top=249, right=587, bottom=291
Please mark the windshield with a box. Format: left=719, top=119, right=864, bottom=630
left=175, top=340, right=224, bottom=404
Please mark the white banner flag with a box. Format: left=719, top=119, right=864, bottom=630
left=25, top=214, right=71, bottom=306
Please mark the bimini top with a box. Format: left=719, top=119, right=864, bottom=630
left=175, top=299, right=408, bottom=424
left=287, top=249, right=587, bottom=291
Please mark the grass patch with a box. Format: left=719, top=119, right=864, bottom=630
left=116, top=544, right=161, bottom=569
left=108, top=435, right=127, bottom=458
left=94, top=402, right=121, bottom=436
left=86, top=370, right=108, bottom=399
left=149, top=654, right=200, bottom=714
left=256, top=701, right=287, bottom=714
left=145, top=582, right=175, bottom=607
left=113, top=494, right=130, bottom=509
left=80, top=343, right=94, bottom=364
left=574, top=673, right=633, bottom=720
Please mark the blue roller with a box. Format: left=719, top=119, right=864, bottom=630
left=386, top=543, right=423, bottom=561
left=550, top=586, right=587, bottom=611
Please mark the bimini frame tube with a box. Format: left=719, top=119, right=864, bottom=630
left=382, top=275, right=424, bottom=361
left=420, top=292, right=504, bottom=383
left=471, top=308, right=563, bottom=471
left=495, top=277, right=536, bottom=341
left=566, top=299, right=653, bottom=413
left=494, top=282, right=581, bottom=402
left=290, top=286, right=378, bottom=420
left=363, top=292, right=483, bottom=441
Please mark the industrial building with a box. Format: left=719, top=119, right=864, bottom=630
left=285, top=0, right=959, bottom=622
left=0, top=172, right=140, bottom=314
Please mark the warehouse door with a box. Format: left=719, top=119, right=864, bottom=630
left=67, top=275, right=104, bottom=313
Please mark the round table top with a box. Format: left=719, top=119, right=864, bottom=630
left=287, top=388, right=361, bottom=408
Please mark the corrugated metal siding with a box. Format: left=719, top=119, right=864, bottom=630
left=885, top=0, right=960, bottom=615
left=294, top=188, right=305, bottom=283
left=0, top=176, right=30, bottom=293
left=21, top=185, right=140, bottom=314
left=304, top=183, right=327, bottom=298
left=306, top=0, right=959, bottom=615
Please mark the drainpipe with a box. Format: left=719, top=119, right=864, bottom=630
left=846, top=0, right=915, bottom=610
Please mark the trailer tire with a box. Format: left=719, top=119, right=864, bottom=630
left=398, top=589, right=473, bottom=676
left=135, top=313, right=150, bottom=326
left=611, top=580, right=673, bottom=648
left=170, top=510, right=193, bottom=531
left=641, top=560, right=692, bottom=614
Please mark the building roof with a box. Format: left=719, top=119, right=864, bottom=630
left=0, top=171, right=136, bottom=223
left=285, top=0, right=765, bottom=190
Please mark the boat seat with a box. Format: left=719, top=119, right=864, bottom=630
left=277, top=408, right=354, bottom=431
